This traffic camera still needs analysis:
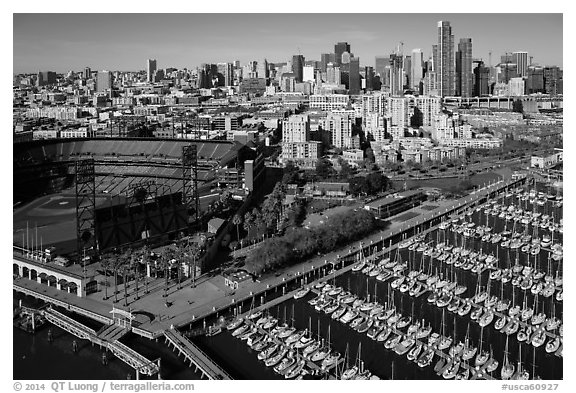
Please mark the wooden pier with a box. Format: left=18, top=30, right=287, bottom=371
left=41, top=307, right=159, bottom=377
left=164, top=328, right=233, bottom=380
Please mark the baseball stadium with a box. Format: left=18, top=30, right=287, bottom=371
left=13, top=137, right=253, bottom=258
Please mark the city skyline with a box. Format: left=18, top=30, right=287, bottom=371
left=13, top=13, right=563, bottom=74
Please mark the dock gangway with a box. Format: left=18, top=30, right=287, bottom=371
left=164, top=328, right=232, bottom=380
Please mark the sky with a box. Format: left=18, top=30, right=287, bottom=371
left=13, top=13, right=563, bottom=74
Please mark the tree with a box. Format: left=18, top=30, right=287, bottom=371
left=232, top=214, right=242, bottom=241
left=348, top=177, right=365, bottom=196
left=219, top=189, right=233, bottom=210
left=339, top=160, right=354, bottom=180
left=315, top=158, right=335, bottom=180
left=111, top=251, right=124, bottom=304
left=100, top=254, right=112, bottom=300
left=365, top=172, right=388, bottom=195
left=243, top=210, right=254, bottom=234
left=159, top=247, right=175, bottom=298
left=129, top=249, right=141, bottom=301
left=282, top=161, right=299, bottom=184
left=365, top=148, right=375, bottom=163
left=252, top=208, right=264, bottom=235
left=119, top=256, right=131, bottom=307
left=512, top=99, right=524, bottom=114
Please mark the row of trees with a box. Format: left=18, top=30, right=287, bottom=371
left=244, top=208, right=377, bottom=275
left=234, top=183, right=287, bottom=243
left=349, top=172, right=390, bottom=196
left=99, top=240, right=201, bottom=305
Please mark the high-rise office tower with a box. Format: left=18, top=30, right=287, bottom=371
left=326, top=63, right=341, bottom=85
left=473, top=60, right=490, bottom=96
left=97, top=70, right=112, bottom=92
left=257, top=59, right=269, bottom=79
left=403, top=56, right=411, bottom=88
left=36, top=71, right=57, bottom=86
left=389, top=53, right=404, bottom=96
left=217, top=62, right=234, bottom=86
left=456, top=38, right=473, bottom=97
left=84, top=67, right=92, bottom=80
left=375, top=56, right=388, bottom=80
left=364, top=66, right=375, bottom=90
left=147, top=59, right=157, bottom=83
left=349, top=57, right=360, bottom=94
left=437, top=21, right=455, bottom=96
left=500, top=53, right=514, bottom=64
left=199, top=63, right=218, bottom=88
left=411, top=49, right=423, bottom=91
left=341, top=51, right=351, bottom=65
left=292, top=55, right=304, bottom=83
left=513, top=51, right=529, bottom=78
left=543, top=66, right=562, bottom=95
left=334, top=42, right=351, bottom=66
left=320, top=53, right=331, bottom=73
left=225, top=62, right=234, bottom=86
left=498, top=63, right=518, bottom=84
left=526, top=65, right=544, bottom=94
left=508, top=78, right=525, bottom=96
left=303, top=66, right=315, bottom=82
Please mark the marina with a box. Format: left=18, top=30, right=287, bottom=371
left=13, top=176, right=562, bottom=380
left=192, top=180, right=562, bottom=380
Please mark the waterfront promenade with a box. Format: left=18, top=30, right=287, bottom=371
left=14, top=178, right=524, bottom=340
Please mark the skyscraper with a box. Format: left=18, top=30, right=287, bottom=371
left=364, top=66, right=375, bottom=90
left=389, top=53, right=404, bottom=96
left=96, top=70, right=112, bottom=92
left=473, top=60, right=490, bottom=96
left=456, top=38, right=473, bottom=97
left=348, top=57, right=360, bottom=94
left=147, top=59, right=157, bottom=83
left=437, top=21, right=455, bottom=96
left=257, top=59, right=269, bottom=79
left=320, top=53, right=331, bottom=73
left=83, top=67, right=92, bottom=80
left=36, top=71, right=57, bottom=86
left=526, top=65, right=544, bottom=94
left=513, top=51, right=529, bottom=78
left=334, top=42, right=351, bottom=66
left=543, top=66, right=562, bottom=95
left=341, top=51, right=351, bottom=65
left=292, top=55, right=304, bottom=83
left=411, top=49, right=423, bottom=91
left=326, top=63, right=341, bottom=85
left=375, top=56, right=388, bottom=79
left=217, top=62, right=234, bottom=86
left=303, top=66, right=315, bottom=82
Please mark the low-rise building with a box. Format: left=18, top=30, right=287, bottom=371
left=530, top=149, right=563, bottom=168
left=342, top=149, right=364, bottom=165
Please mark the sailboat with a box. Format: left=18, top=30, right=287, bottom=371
left=474, top=326, right=489, bottom=367
left=512, top=343, right=530, bottom=380
left=311, top=324, right=331, bottom=362
left=302, top=320, right=322, bottom=358
left=501, top=335, right=515, bottom=379
left=461, top=323, right=477, bottom=361
left=342, top=342, right=362, bottom=380
left=485, top=345, right=499, bottom=373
